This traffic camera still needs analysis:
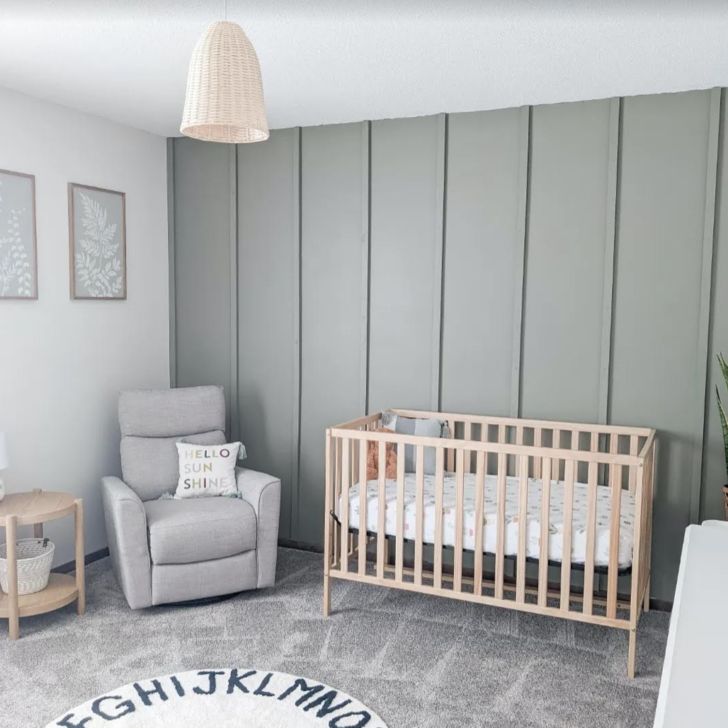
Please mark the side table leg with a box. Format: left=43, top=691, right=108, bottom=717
left=74, top=499, right=85, bottom=615
left=6, top=515, right=19, bottom=640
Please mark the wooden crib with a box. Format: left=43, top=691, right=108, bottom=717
left=323, top=409, right=656, bottom=677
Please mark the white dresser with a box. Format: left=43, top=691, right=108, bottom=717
left=654, top=522, right=728, bottom=727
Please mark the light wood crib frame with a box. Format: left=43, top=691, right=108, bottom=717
left=323, top=409, right=656, bottom=678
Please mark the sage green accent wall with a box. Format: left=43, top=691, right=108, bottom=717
left=521, top=98, right=617, bottom=424
left=703, top=91, right=728, bottom=524
left=169, top=88, right=727, bottom=600
left=237, top=129, right=300, bottom=540
left=368, top=115, right=445, bottom=413
left=171, top=138, right=234, bottom=433
left=440, top=107, right=526, bottom=417
left=610, top=90, right=719, bottom=602
left=299, top=122, right=368, bottom=545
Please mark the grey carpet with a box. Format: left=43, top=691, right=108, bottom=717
left=0, top=548, right=668, bottom=728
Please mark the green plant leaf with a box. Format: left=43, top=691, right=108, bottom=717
left=718, top=386, right=728, bottom=481
left=719, top=352, right=728, bottom=390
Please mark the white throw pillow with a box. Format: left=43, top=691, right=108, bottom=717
left=175, top=441, right=242, bottom=498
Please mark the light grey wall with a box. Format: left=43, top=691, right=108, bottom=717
left=0, top=87, right=169, bottom=567
left=170, top=87, right=728, bottom=602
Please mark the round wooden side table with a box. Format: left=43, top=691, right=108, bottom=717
left=0, top=489, right=85, bottom=639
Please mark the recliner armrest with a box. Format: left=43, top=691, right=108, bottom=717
left=101, top=476, right=152, bottom=609
left=236, top=468, right=281, bottom=588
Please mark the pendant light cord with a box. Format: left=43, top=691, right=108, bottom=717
left=224, top=0, right=227, bottom=20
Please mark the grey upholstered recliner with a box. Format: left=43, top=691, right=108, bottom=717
left=101, top=385, right=281, bottom=609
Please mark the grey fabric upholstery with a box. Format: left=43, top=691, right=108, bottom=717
left=119, top=384, right=226, bottom=501
left=237, top=468, right=281, bottom=588
left=145, top=497, right=256, bottom=565
left=103, top=386, right=281, bottom=609
left=101, top=476, right=152, bottom=610
left=121, top=430, right=225, bottom=501
left=119, top=385, right=225, bottom=438
left=152, top=551, right=258, bottom=605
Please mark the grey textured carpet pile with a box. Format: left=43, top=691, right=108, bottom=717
left=0, top=548, right=668, bottom=728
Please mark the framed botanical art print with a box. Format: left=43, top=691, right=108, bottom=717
left=0, top=168, right=38, bottom=299
left=69, top=183, right=126, bottom=300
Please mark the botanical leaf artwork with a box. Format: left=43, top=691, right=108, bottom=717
left=0, top=177, right=34, bottom=298
left=74, top=191, right=123, bottom=298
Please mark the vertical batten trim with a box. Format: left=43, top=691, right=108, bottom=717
left=229, top=144, right=239, bottom=441
left=292, top=127, right=303, bottom=537
left=691, top=87, right=722, bottom=523
left=511, top=106, right=531, bottom=417
left=598, top=98, right=621, bottom=425
left=431, top=113, right=447, bottom=411
left=166, top=138, right=177, bottom=389
left=361, top=121, right=372, bottom=415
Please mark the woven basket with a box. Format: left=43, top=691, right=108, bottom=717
left=0, top=538, right=55, bottom=595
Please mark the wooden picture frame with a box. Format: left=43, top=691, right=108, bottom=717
left=0, top=168, right=38, bottom=300
left=68, top=182, right=126, bottom=300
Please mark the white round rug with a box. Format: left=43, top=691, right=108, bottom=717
left=47, top=669, right=388, bottom=728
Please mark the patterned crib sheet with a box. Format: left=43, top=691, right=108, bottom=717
left=339, top=472, right=636, bottom=568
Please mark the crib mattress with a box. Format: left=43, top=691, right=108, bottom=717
left=340, top=472, right=636, bottom=569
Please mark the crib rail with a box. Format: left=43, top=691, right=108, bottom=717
left=323, top=409, right=656, bottom=678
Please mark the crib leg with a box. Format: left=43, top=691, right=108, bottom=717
left=643, top=576, right=650, bottom=613
left=323, top=574, right=331, bottom=618
left=627, top=628, right=637, bottom=678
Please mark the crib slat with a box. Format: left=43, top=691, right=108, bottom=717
left=629, top=461, right=646, bottom=661
left=334, top=437, right=341, bottom=567
left=552, top=429, right=561, bottom=478
left=560, top=459, right=575, bottom=612
left=358, top=438, right=368, bottom=576
left=607, top=433, right=621, bottom=619
left=415, top=445, right=425, bottom=586
left=324, top=431, right=333, bottom=592
left=516, top=454, right=528, bottom=603
left=473, top=450, right=486, bottom=596
left=495, top=451, right=507, bottom=600
left=628, top=435, right=639, bottom=494
left=516, top=425, right=524, bottom=471
left=351, top=440, right=358, bottom=488
left=340, top=438, right=350, bottom=574
left=534, top=428, right=543, bottom=478
left=583, top=458, right=598, bottom=615
left=434, top=447, right=445, bottom=589
left=607, top=466, right=622, bottom=618
left=464, top=422, right=473, bottom=473
left=395, top=442, right=405, bottom=581
left=446, top=420, right=456, bottom=472
left=454, top=448, right=465, bottom=593
left=537, top=457, right=552, bottom=607
left=376, top=440, right=387, bottom=580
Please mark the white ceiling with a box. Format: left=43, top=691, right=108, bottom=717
left=1, top=0, right=728, bottom=138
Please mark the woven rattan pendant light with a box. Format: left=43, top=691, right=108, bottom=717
left=180, top=17, right=269, bottom=143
